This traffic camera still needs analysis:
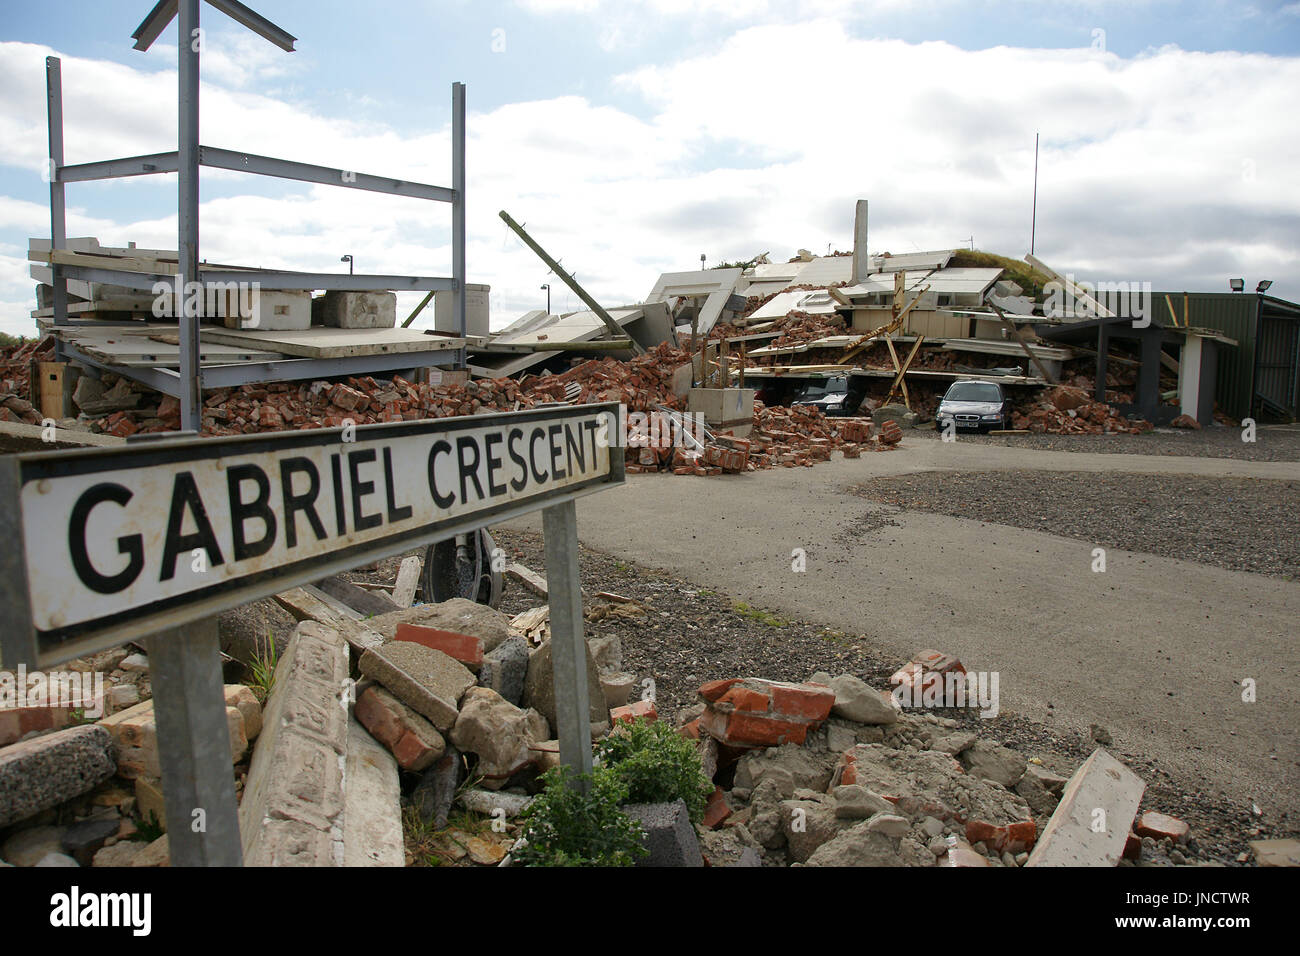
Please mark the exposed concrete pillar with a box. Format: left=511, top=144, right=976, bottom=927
left=852, top=200, right=869, bottom=284
left=1179, top=335, right=1203, bottom=421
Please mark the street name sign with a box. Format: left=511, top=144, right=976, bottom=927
left=1, top=403, right=622, bottom=669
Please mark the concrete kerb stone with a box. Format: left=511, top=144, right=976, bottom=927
left=0, top=724, right=116, bottom=828
left=240, top=620, right=350, bottom=866
left=343, top=716, right=404, bottom=866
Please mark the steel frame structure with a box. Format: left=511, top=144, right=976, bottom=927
left=43, top=0, right=468, bottom=431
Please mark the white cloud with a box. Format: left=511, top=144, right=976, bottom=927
left=0, top=21, right=1297, bottom=339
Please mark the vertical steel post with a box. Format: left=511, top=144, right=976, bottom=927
left=451, top=82, right=467, bottom=368
left=147, top=616, right=243, bottom=866
left=542, top=499, right=593, bottom=791
left=46, top=58, right=68, bottom=339
left=177, top=0, right=202, bottom=432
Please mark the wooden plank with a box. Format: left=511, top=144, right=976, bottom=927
left=1026, top=748, right=1145, bottom=867
left=885, top=335, right=924, bottom=405
left=200, top=326, right=464, bottom=359
left=988, top=300, right=1057, bottom=384
left=37, top=362, right=67, bottom=418
left=272, top=586, right=384, bottom=658
left=505, top=562, right=548, bottom=599
left=313, top=575, right=400, bottom=618
left=29, top=249, right=180, bottom=275
left=390, top=555, right=422, bottom=609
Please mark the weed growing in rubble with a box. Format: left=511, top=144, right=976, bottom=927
left=245, top=632, right=279, bottom=704
left=732, top=601, right=787, bottom=628
left=596, top=718, right=713, bottom=824
left=513, top=765, right=647, bottom=867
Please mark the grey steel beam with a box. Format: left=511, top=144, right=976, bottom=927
left=206, top=0, right=296, bottom=52
left=200, top=146, right=452, bottom=202
left=178, top=0, right=202, bottom=433
left=59, top=151, right=180, bottom=182
left=133, top=0, right=296, bottom=53
left=131, top=0, right=178, bottom=51
left=542, top=498, right=593, bottom=791
left=147, top=617, right=244, bottom=866
left=199, top=352, right=457, bottom=389
left=200, top=270, right=455, bottom=292
left=59, top=265, right=174, bottom=291
left=46, top=58, right=68, bottom=334
left=452, top=82, right=467, bottom=365
left=59, top=341, right=183, bottom=396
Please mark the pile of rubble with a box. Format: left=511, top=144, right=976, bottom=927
left=0, top=644, right=263, bottom=868
left=1012, top=385, right=1153, bottom=435
left=671, top=653, right=1203, bottom=868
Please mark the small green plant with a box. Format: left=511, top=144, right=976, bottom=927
left=245, top=631, right=279, bottom=703
left=596, top=718, right=713, bottom=824
left=732, top=601, right=787, bottom=627
left=134, top=811, right=165, bottom=843
left=513, top=765, right=647, bottom=867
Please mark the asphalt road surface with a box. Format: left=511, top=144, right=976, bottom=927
left=502, top=439, right=1300, bottom=822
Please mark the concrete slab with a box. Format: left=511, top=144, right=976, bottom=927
left=1026, top=748, right=1144, bottom=867
left=343, top=717, right=404, bottom=866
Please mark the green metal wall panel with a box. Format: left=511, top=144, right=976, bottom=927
left=1152, top=292, right=1258, bottom=420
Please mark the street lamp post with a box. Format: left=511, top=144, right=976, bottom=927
left=541, top=283, right=550, bottom=314
left=340, top=254, right=354, bottom=274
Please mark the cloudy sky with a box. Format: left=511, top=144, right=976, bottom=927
left=1, top=0, right=1297, bottom=337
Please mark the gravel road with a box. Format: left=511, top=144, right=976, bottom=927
left=849, top=471, right=1300, bottom=580
left=908, top=421, right=1300, bottom=462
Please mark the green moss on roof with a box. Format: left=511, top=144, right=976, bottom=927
left=949, top=249, right=1052, bottom=300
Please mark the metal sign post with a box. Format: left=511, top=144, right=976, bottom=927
left=0, top=404, right=623, bottom=864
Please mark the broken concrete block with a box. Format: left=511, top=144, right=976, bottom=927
left=600, top=671, right=637, bottom=708
left=0, top=725, right=116, bottom=827
left=522, top=638, right=609, bottom=736
left=804, top=822, right=905, bottom=866
left=832, top=784, right=894, bottom=820
left=2, top=825, right=67, bottom=867
left=225, top=289, right=311, bottom=331
left=477, top=636, right=529, bottom=706
left=699, top=827, right=761, bottom=867
left=60, top=815, right=119, bottom=866
left=223, top=684, right=262, bottom=741
left=735, top=744, right=833, bottom=794
left=359, top=641, right=475, bottom=732
left=92, top=841, right=144, bottom=867
left=780, top=798, right=843, bottom=863
left=1026, top=748, right=1145, bottom=867
left=449, top=687, right=549, bottom=790
left=354, top=684, right=446, bottom=772
left=394, top=623, right=484, bottom=672
left=960, top=740, right=1027, bottom=788
left=1249, top=838, right=1300, bottom=867
left=412, top=746, right=462, bottom=827
left=316, top=291, right=397, bottom=329
left=828, top=674, right=899, bottom=725
left=625, top=799, right=703, bottom=867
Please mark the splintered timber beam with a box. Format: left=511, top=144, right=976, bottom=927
left=498, top=210, right=646, bottom=355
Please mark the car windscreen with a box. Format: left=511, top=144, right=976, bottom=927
left=799, top=377, right=848, bottom=399
left=944, top=383, right=1002, bottom=402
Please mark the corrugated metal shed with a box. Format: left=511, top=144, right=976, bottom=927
left=1150, top=292, right=1300, bottom=421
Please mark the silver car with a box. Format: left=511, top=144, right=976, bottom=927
left=934, top=380, right=1012, bottom=433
